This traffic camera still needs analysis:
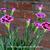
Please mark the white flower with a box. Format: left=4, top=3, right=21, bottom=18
left=12, top=8, right=16, bottom=12
left=26, top=19, right=31, bottom=27
left=11, top=8, right=16, bottom=16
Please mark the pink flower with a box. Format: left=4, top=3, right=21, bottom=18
left=1, top=8, right=7, bottom=10
left=0, top=14, right=14, bottom=24
left=36, top=4, right=44, bottom=11
left=35, top=12, right=46, bottom=18
left=34, top=22, right=42, bottom=28
left=42, top=22, right=50, bottom=31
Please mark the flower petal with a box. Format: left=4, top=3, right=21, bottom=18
left=35, top=12, right=46, bottom=18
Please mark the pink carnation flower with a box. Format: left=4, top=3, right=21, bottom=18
left=35, top=12, right=46, bottom=18
left=36, top=4, right=44, bottom=11
left=0, top=14, right=14, bottom=24
left=34, top=22, right=42, bottom=28
left=42, top=22, right=50, bottom=31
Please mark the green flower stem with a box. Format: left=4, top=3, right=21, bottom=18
left=8, top=30, right=14, bottom=50
left=23, top=22, right=29, bottom=45
left=15, top=28, right=19, bottom=46
left=7, top=26, right=14, bottom=50
left=34, top=27, right=38, bottom=34
left=11, top=46, right=14, bottom=50
left=10, top=11, right=14, bottom=16
left=24, top=23, right=35, bottom=45
left=24, top=27, right=30, bottom=45
left=9, top=28, right=19, bottom=50
left=28, top=27, right=38, bottom=50
left=0, top=36, right=4, bottom=50
left=5, top=23, right=10, bottom=31
left=22, top=23, right=35, bottom=50
left=10, top=9, right=15, bottom=16
left=30, top=29, right=46, bottom=50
